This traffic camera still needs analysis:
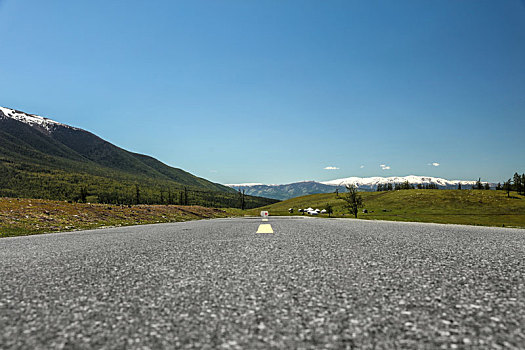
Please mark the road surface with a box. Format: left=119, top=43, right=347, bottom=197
left=1, top=217, right=524, bottom=349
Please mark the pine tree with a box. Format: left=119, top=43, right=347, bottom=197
left=473, top=178, right=481, bottom=190
left=78, top=186, right=88, bottom=203
left=238, top=189, right=246, bottom=210
left=503, top=179, right=511, bottom=198
left=135, top=184, right=140, bottom=204
left=513, top=173, right=519, bottom=192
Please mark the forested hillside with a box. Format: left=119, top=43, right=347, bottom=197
left=0, top=107, right=277, bottom=208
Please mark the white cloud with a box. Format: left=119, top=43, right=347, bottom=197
left=380, top=164, right=391, bottom=170
left=427, top=162, right=440, bottom=167
left=324, top=166, right=339, bottom=170
left=360, top=165, right=365, bottom=168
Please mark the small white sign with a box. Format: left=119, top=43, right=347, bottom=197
left=260, top=211, right=269, bottom=217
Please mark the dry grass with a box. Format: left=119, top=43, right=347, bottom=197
left=0, top=197, right=230, bottom=237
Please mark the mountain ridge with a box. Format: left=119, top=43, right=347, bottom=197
left=227, top=176, right=494, bottom=200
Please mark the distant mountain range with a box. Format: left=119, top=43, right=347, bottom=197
left=227, top=176, right=493, bottom=200
left=0, top=106, right=276, bottom=208
left=227, top=181, right=338, bottom=201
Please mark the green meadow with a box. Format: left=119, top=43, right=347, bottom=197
left=252, top=189, right=525, bottom=229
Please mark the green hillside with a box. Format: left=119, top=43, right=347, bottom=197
left=255, top=189, right=525, bottom=228
left=0, top=110, right=277, bottom=208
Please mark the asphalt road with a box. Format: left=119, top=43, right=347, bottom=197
left=1, top=217, right=524, bottom=349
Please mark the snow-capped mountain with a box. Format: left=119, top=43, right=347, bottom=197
left=227, top=176, right=492, bottom=200
left=0, top=106, right=79, bottom=133
left=320, top=175, right=479, bottom=188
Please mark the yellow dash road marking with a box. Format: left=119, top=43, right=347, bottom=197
left=262, top=218, right=268, bottom=222
left=256, top=224, right=274, bottom=233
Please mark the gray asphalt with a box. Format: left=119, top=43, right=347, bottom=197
left=1, top=217, right=524, bottom=349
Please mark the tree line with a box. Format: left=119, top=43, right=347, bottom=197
left=495, top=172, right=525, bottom=197
left=0, top=162, right=277, bottom=209
left=376, top=181, right=438, bottom=191
left=471, top=178, right=491, bottom=190
left=373, top=173, right=525, bottom=196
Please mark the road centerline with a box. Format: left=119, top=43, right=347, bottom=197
left=256, top=223, right=274, bottom=233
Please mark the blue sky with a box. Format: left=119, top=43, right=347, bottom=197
left=1, top=0, right=524, bottom=184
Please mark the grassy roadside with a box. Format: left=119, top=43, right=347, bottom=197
left=3, top=190, right=524, bottom=237
left=249, top=190, right=525, bottom=229
left=0, top=197, right=234, bottom=238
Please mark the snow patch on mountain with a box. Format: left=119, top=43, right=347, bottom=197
left=0, top=106, right=78, bottom=132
